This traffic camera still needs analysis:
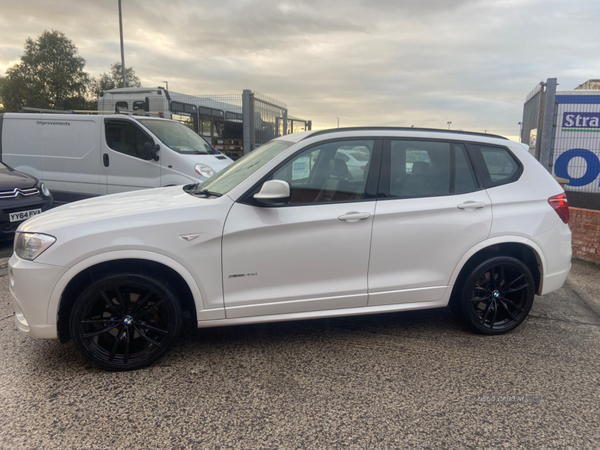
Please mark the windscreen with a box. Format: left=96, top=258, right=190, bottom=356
left=138, top=119, right=217, bottom=155
left=189, top=140, right=295, bottom=196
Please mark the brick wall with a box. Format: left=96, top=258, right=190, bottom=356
left=569, top=207, right=600, bottom=264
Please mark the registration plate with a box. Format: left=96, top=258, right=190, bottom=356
left=9, top=208, right=42, bottom=222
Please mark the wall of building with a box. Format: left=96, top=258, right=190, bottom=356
left=570, top=207, right=600, bottom=264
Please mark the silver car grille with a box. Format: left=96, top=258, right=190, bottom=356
left=0, top=187, right=40, bottom=199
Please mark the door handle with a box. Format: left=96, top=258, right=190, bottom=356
left=338, top=212, right=371, bottom=222
left=103, top=153, right=110, bottom=167
left=457, top=201, right=485, bottom=210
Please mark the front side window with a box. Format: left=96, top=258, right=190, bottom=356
left=115, top=101, right=128, bottom=112
left=269, top=140, right=374, bottom=204
left=388, top=140, right=477, bottom=198
left=105, top=121, right=154, bottom=159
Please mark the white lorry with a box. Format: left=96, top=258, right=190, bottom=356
left=0, top=112, right=233, bottom=202
left=98, top=87, right=243, bottom=140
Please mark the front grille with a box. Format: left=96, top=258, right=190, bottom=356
left=0, top=187, right=39, bottom=199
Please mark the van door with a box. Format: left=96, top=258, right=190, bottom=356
left=102, top=118, right=161, bottom=194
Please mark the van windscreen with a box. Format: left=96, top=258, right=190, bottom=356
left=138, top=119, right=218, bottom=155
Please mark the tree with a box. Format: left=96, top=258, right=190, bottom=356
left=0, top=30, right=90, bottom=111
left=93, top=62, right=141, bottom=94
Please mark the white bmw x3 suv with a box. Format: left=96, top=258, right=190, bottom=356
left=9, top=128, right=572, bottom=371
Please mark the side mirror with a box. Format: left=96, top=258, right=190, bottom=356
left=253, top=180, right=291, bottom=206
left=143, top=142, right=160, bottom=161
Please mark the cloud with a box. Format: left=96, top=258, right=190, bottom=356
left=1, top=0, right=599, bottom=135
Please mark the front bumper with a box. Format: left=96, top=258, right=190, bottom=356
left=8, top=254, right=67, bottom=339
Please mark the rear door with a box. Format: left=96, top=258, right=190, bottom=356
left=102, top=118, right=161, bottom=194
left=367, top=138, right=492, bottom=306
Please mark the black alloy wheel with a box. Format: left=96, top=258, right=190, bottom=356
left=459, top=256, right=535, bottom=335
left=70, top=273, right=182, bottom=371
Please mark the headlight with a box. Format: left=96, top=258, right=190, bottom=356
left=39, top=183, right=51, bottom=197
left=194, top=164, right=215, bottom=179
left=14, top=233, right=56, bottom=261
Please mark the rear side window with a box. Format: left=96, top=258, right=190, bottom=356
left=387, top=140, right=478, bottom=198
left=468, top=144, right=522, bottom=188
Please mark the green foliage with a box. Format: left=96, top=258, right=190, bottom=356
left=0, top=30, right=90, bottom=111
left=90, top=62, right=142, bottom=98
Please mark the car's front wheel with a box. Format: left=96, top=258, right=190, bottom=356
left=457, top=256, right=535, bottom=335
left=70, top=273, right=182, bottom=371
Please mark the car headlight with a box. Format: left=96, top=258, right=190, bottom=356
left=14, top=233, right=56, bottom=261
left=39, top=183, right=51, bottom=197
left=194, top=164, right=215, bottom=179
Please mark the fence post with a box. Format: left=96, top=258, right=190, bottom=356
left=539, top=78, right=557, bottom=172
left=283, top=110, right=288, bottom=136
left=242, top=89, right=253, bottom=155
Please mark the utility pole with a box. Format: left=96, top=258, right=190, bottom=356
left=118, top=0, right=126, bottom=88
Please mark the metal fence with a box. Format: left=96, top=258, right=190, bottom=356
left=521, top=83, right=544, bottom=158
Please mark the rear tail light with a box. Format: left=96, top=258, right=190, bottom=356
left=548, top=193, right=569, bottom=224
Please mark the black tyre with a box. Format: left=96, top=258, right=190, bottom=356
left=457, top=256, right=535, bottom=335
left=70, top=273, right=182, bottom=371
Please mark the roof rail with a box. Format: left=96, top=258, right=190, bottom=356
left=19, top=107, right=162, bottom=117
left=304, top=127, right=508, bottom=140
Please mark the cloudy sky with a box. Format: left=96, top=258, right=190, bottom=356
left=1, top=0, right=599, bottom=140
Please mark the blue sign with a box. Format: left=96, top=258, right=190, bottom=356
left=554, top=148, right=600, bottom=187
left=562, top=113, right=600, bottom=130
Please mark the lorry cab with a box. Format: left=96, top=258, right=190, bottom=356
left=0, top=113, right=233, bottom=202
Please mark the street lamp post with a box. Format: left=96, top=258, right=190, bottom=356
left=447, top=121, right=452, bottom=130
left=118, top=0, right=126, bottom=88
left=336, top=117, right=339, bottom=128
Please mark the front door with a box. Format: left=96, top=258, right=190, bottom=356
left=102, top=118, right=161, bottom=194
left=222, top=139, right=381, bottom=319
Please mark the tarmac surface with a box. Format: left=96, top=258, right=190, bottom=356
left=0, top=255, right=599, bottom=449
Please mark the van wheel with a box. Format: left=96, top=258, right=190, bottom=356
left=459, top=257, right=535, bottom=335
left=70, top=273, right=182, bottom=371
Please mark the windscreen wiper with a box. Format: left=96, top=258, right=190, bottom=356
left=195, top=188, right=222, bottom=197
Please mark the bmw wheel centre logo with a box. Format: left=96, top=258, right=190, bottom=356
left=123, top=316, right=133, bottom=325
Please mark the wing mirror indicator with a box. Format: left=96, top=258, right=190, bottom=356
left=253, top=180, right=291, bottom=206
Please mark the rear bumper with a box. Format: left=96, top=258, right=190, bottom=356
left=537, top=221, right=572, bottom=295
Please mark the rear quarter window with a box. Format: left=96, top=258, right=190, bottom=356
left=468, top=144, right=522, bottom=188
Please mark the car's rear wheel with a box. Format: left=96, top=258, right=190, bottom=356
left=458, top=256, right=535, bottom=335
left=70, top=273, right=182, bottom=371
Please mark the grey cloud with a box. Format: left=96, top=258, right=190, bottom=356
left=1, top=0, right=599, bottom=134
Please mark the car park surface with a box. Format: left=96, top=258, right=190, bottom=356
left=8, top=127, right=571, bottom=371
left=0, top=260, right=598, bottom=449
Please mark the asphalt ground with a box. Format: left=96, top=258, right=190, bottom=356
left=0, top=258, right=599, bottom=449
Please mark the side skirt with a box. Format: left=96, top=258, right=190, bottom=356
left=196, top=295, right=450, bottom=329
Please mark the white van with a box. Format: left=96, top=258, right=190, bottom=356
left=0, top=113, right=233, bottom=202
